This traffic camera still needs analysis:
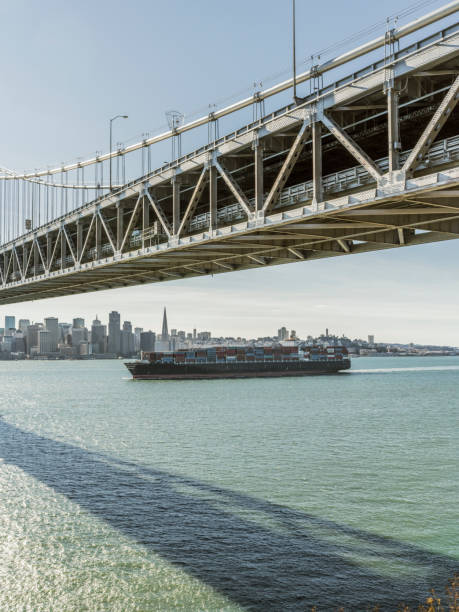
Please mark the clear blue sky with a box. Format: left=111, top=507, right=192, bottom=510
left=1, top=0, right=458, bottom=345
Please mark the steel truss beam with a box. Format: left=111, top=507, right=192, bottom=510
left=145, top=191, right=172, bottom=238
left=403, top=75, right=459, bottom=175
left=98, top=210, right=116, bottom=253
left=177, top=167, right=208, bottom=237
left=263, top=120, right=311, bottom=213
left=214, top=159, right=252, bottom=218
left=320, top=114, right=382, bottom=181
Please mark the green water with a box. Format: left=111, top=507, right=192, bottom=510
left=0, top=357, right=457, bottom=611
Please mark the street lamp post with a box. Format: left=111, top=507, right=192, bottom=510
left=109, top=114, right=128, bottom=191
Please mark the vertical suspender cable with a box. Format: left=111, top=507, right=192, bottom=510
left=292, top=0, right=297, bottom=102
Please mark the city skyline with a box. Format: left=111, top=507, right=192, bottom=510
left=2, top=301, right=457, bottom=349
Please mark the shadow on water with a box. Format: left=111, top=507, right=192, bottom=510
left=0, top=418, right=456, bottom=611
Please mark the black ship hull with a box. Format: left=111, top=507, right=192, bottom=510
left=125, top=359, right=351, bottom=380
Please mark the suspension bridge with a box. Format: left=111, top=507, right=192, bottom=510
left=1, top=2, right=459, bottom=305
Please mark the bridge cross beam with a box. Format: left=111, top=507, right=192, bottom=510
left=3, top=252, right=12, bottom=286
left=209, top=161, right=217, bottom=232
left=94, top=212, right=102, bottom=261
left=312, top=117, right=323, bottom=208
left=386, top=84, right=401, bottom=176
left=0, top=253, right=4, bottom=286
left=115, top=202, right=124, bottom=253
left=171, top=173, right=181, bottom=237
left=253, top=134, right=264, bottom=218
left=46, top=232, right=52, bottom=273
left=61, top=223, right=67, bottom=270
left=22, top=242, right=28, bottom=279
left=11, top=246, right=20, bottom=281
left=76, top=219, right=83, bottom=263
left=142, top=194, right=150, bottom=249
left=33, top=237, right=40, bottom=277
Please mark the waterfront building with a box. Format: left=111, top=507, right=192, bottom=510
left=91, top=316, right=107, bottom=354
left=5, top=316, right=15, bottom=333
left=108, top=311, right=121, bottom=355
left=121, top=321, right=135, bottom=357
left=18, top=319, right=30, bottom=333
left=1, top=334, right=13, bottom=353
left=38, top=330, right=53, bottom=355
left=12, top=331, right=26, bottom=353
left=134, top=327, right=143, bottom=352
left=59, top=323, right=72, bottom=344
left=277, top=327, right=288, bottom=341
left=26, top=324, right=41, bottom=355
left=59, top=345, right=74, bottom=359
left=71, top=327, right=88, bottom=353
left=44, top=317, right=59, bottom=352
left=368, top=335, right=375, bottom=345
left=140, top=331, right=155, bottom=352
left=79, top=341, right=90, bottom=357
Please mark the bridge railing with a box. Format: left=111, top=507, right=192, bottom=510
left=187, top=133, right=459, bottom=234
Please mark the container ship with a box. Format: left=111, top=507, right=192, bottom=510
left=124, top=345, right=350, bottom=380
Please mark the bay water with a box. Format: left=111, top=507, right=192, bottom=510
left=0, top=356, right=458, bottom=611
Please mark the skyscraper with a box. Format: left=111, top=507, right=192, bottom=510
left=277, top=327, right=288, bottom=341
left=91, top=316, right=107, bottom=354
left=155, top=308, right=170, bottom=351
left=5, top=316, right=15, bottom=333
left=59, top=323, right=72, bottom=344
left=12, top=331, right=26, bottom=353
left=44, top=317, right=59, bottom=352
left=39, top=330, right=53, bottom=354
left=18, top=319, right=30, bottom=333
left=71, top=327, right=88, bottom=352
left=161, top=308, right=169, bottom=341
left=26, top=324, right=41, bottom=355
left=108, top=311, right=121, bottom=355
left=140, top=331, right=155, bottom=352
left=120, top=321, right=134, bottom=357
left=73, top=317, right=85, bottom=329
left=134, top=327, right=143, bottom=352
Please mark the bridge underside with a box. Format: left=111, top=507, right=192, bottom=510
left=1, top=21, right=459, bottom=305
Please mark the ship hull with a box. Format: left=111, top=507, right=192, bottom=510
left=125, top=359, right=351, bottom=380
